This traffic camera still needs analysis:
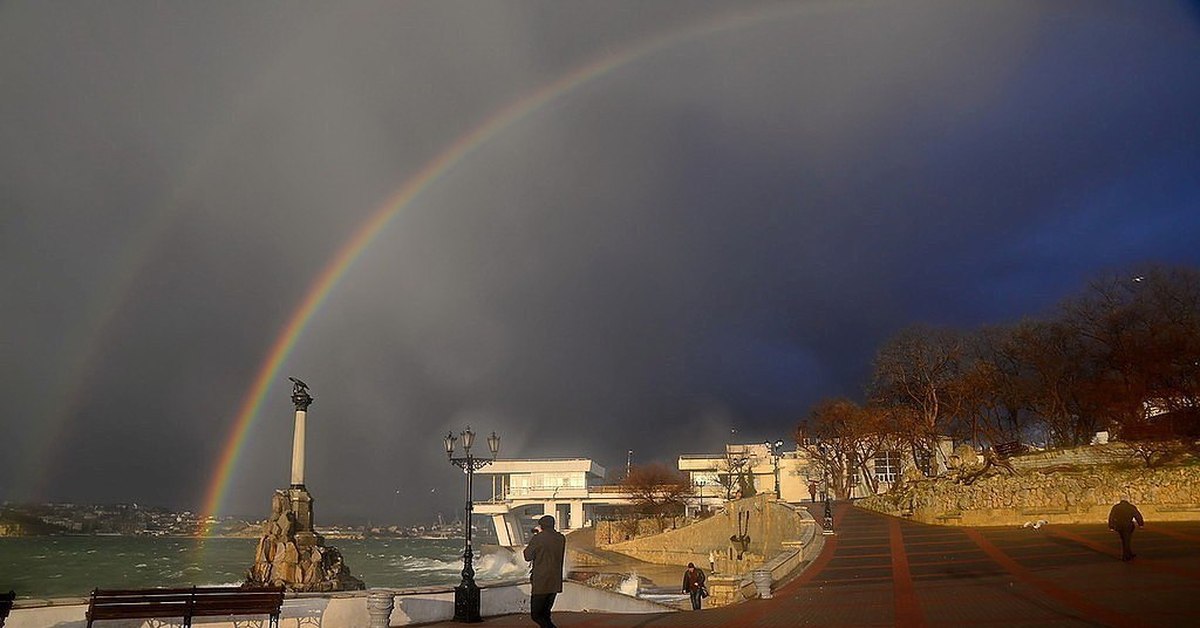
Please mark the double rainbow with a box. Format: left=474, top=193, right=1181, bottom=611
left=196, top=2, right=817, bottom=533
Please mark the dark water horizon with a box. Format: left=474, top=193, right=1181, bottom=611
left=0, top=536, right=526, bottom=599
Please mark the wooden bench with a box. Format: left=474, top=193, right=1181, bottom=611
left=1, top=589, right=14, bottom=628
left=87, top=586, right=284, bottom=627
left=994, top=441, right=1024, bottom=459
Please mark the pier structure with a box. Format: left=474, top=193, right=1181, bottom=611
left=475, top=459, right=636, bottom=546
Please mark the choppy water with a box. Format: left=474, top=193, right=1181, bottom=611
left=0, top=537, right=527, bottom=599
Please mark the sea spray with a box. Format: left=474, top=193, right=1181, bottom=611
left=618, top=573, right=640, bottom=597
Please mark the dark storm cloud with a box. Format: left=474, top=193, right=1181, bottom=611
left=2, top=1, right=1198, bottom=524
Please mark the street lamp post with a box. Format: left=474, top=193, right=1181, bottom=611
left=444, top=426, right=500, bottom=623
left=765, top=440, right=785, bottom=497
left=816, top=443, right=834, bottom=535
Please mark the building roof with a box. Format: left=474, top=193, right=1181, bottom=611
left=477, top=458, right=606, bottom=477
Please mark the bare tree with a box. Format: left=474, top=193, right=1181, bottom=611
left=620, top=463, right=692, bottom=531
left=796, top=399, right=889, bottom=499
left=1060, top=265, right=1200, bottom=445
left=711, top=449, right=761, bottom=500
left=962, top=325, right=1034, bottom=446
left=869, top=325, right=968, bottom=468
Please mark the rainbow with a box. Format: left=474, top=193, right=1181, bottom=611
left=197, top=2, right=822, bottom=533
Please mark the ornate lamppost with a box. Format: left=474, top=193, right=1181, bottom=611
left=765, top=439, right=785, bottom=497
left=816, top=442, right=835, bottom=535
left=444, top=426, right=500, bottom=623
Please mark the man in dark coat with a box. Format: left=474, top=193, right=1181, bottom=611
left=681, top=562, right=707, bottom=610
left=523, top=515, right=565, bottom=628
left=1108, top=498, right=1145, bottom=561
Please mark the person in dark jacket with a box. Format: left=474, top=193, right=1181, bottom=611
left=523, top=515, right=566, bottom=628
left=1108, top=498, right=1145, bottom=561
left=681, top=562, right=707, bottom=610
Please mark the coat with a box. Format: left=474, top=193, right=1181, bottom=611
left=682, top=568, right=706, bottom=593
left=523, top=528, right=566, bottom=595
left=1108, top=500, right=1144, bottom=531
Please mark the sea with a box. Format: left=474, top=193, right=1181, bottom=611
left=0, top=536, right=528, bottom=600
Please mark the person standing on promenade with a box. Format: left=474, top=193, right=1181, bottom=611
left=808, top=480, right=818, bottom=503
left=524, top=515, right=566, bottom=628
left=682, top=562, right=707, bottom=610
left=708, top=549, right=718, bottom=574
left=1108, top=498, right=1145, bottom=561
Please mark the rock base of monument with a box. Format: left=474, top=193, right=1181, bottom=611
left=245, top=487, right=365, bottom=592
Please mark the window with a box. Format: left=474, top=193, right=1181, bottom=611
left=875, top=451, right=901, bottom=485
left=915, top=450, right=933, bottom=477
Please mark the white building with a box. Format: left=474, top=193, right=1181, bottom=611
left=678, top=443, right=819, bottom=510
left=678, top=438, right=956, bottom=504
left=475, top=458, right=635, bottom=547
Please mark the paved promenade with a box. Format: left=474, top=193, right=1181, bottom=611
left=430, top=503, right=1200, bottom=627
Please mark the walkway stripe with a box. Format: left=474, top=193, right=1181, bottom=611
left=1049, top=527, right=1200, bottom=581
left=718, top=504, right=849, bottom=627
left=1144, top=525, right=1200, bottom=544
left=889, top=517, right=926, bottom=628
left=964, top=528, right=1150, bottom=628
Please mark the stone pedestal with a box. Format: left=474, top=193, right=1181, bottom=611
left=367, top=589, right=395, bottom=628
left=288, top=487, right=319, bottom=547
left=751, top=569, right=773, bottom=599
left=245, top=488, right=365, bottom=592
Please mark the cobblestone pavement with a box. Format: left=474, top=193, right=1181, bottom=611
left=426, top=503, right=1200, bottom=627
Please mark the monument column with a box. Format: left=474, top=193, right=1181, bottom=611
left=290, top=377, right=313, bottom=488
left=245, top=377, right=364, bottom=592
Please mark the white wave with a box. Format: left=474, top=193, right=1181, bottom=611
left=474, top=551, right=528, bottom=581
left=400, top=557, right=462, bottom=572
left=618, top=574, right=639, bottom=597
left=135, top=563, right=148, bottom=568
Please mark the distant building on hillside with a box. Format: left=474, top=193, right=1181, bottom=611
left=678, top=443, right=817, bottom=510
left=679, top=438, right=955, bottom=506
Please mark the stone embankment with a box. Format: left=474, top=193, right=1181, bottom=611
left=859, top=450, right=1200, bottom=526
left=599, top=496, right=808, bottom=570
left=589, top=495, right=821, bottom=606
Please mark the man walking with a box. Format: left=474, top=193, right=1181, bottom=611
left=524, top=515, right=566, bottom=628
left=681, top=562, right=707, bottom=610
left=1108, top=498, right=1145, bottom=561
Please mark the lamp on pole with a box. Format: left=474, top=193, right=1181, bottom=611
left=816, top=442, right=834, bottom=535
left=444, top=426, right=500, bottom=623
left=765, top=440, right=785, bottom=497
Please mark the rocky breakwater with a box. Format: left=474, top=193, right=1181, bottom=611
left=859, top=464, right=1200, bottom=526
left=245, top=488, right=365, bottom=592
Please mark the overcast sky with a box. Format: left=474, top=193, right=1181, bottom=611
left=2, top=1, right=1199, bottom=524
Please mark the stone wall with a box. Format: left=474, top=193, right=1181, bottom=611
left=858, top=463, right=1200, bottom=526
left=594, top=516, right=689, bottom=545
left=1007, top=443, right=1138, bottom=470
left=601, top=495, right=816, bottom=576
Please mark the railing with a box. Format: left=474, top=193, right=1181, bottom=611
left=478, top=485, right=635, bottom=503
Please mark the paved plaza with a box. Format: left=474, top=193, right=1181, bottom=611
left=430, top=503, right=1200, bottom=627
